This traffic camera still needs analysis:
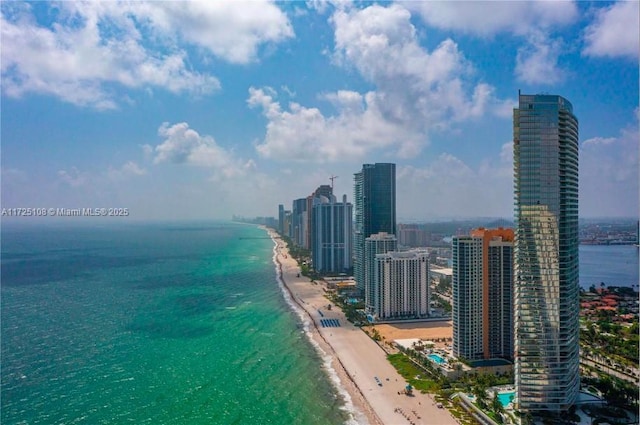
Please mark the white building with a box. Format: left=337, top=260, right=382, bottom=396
left=364, top=232, right=397, bottom=316
left=374, top=250, right=430, bottom=321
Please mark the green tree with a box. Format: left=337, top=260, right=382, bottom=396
left=473, top=385, right=488, bottom=409
left=492, top=393, right=504, bottom=415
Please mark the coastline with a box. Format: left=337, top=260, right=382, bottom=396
left=264, top=227, right=459, bottom=425
left=266, top=227, right=376, bottom=425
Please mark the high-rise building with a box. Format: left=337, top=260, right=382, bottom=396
left=398, top=223, right=429, bottom=248
left=309, top=185, right=334, bottom=256
left=278, top=204, right=285, bottom=235
left=514, top=93, right=580, bottom=413
left=482, top=229, right=514, bottom=361
left=354, top=163, right=396, bottom=293
left=283, top=210, right=292, bottom=238
left=374, top=250, right=430, bottom=321
left=364, top=232, right=397, bottom=316
left=312, top=194, right=353, bottom=273
left=452, top=228, right=514, bottom=362
left=452, top=236, right=483, bottom=360
left=314, top=185, right=333, bottom=200
left=292, top=198, right=308, bottom=248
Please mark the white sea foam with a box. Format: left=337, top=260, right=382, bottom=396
left=268, top=235, right=367, bottom=425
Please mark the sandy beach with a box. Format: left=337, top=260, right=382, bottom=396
left=374, top=322, right=453, bottom=349
left=268, top=228, right=459, bottom=425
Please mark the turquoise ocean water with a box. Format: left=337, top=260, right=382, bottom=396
left=1, top=222, right=353, bottom=424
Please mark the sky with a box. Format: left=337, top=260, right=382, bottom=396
left=1, top=0, right=638, bottom=222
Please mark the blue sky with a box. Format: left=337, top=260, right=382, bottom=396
left=2, top=1, right=638, bottom=221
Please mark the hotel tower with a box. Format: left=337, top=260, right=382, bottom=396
left=514, top=93, right=580, bottom=412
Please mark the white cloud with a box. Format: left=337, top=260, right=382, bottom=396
left=306, top=0, right=352, bottom=14
left=248, top=86, right=416, bottom=161
left=580, top=120, right=639, bottom=217
left=397, top=150, right=513, bottom=219
left=515, top=31, right=567, bottom=85
left=332, top=5, right=511, bottom=124
left=405, top=1, right=578, bottom=36
left=131, top=1, right=294, bottom=64
left=582, top=137, right=617, bottom=147
left=583, top=1, right=640, bottom=60
left=1, top=167, right=28, bottom=182
left=250, top=4, right=510, bottom=163
left=406, top=2, right=577, bottom=86
left=0, top=1, right=292, bottom=108
left=150, top=122, right=249, bottom=180
left=107, top=161, right=147, bottom=181
left=57, top=167, right=88, bottom=187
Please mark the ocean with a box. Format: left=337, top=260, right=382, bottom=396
left=3, top=222, right=637, bottom=425
left=1, top=222, right=353, bottom=425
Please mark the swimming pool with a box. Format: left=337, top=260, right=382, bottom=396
left=497, top=391, right=515, bottom=407
left=427, top=353, right=446, bottom=364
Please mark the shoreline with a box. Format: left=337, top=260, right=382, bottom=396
left=266, top=228, right=378, bottom=425
left=264, top=227, right=459, bottom=425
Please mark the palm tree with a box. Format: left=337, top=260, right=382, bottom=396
left=473, top=385, right=488, bottom=409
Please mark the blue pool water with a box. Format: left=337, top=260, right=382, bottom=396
left=498, top=391, right=515, bottom=407
left=427, top=353, right=445, bottom=364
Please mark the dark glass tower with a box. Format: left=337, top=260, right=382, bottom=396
left=354, top=163, right=396, bottom=293
left=514, top=93, right=580, bottom=413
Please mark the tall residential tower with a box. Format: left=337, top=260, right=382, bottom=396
left=374, top=250, right=430, bottom=321
left=514, top=93, right=580, bottom=413
left=364, top=232, right=398, bottom=317
left=354, top=163, right=396, bottom=294
left=311, top=194, right=353, bottom=273
left=452, top=228, right=514, bottom=362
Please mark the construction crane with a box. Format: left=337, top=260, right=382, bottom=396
left=330, top=175, right=338, bottom=190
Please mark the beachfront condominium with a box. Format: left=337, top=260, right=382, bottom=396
left=514, top=93, right=580, bottom=413
left=364, top=232, right=398, bottom=318
left=311, top=194, right=353, bottom=274
left=452, top=228, right=514, bottom=362
left=292, top=198, right=308, bottom=248
left=308, top=184, right=334, bottom=253
left=283, top=210, right=292, bottom=237
left=374, top=250, right=430, bottom=321
left=354, top=163, right=396, bottom=294
left=278, top=204, right=285, bottom=235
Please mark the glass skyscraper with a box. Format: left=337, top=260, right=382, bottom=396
left=354, top=163, right=396, bottom=293
left=514, top=93, right=580, bottom=413
left=311, top=194, right=353, bottom=273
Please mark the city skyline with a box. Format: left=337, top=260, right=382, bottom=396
left=2, top=1, right=638, bottom=221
